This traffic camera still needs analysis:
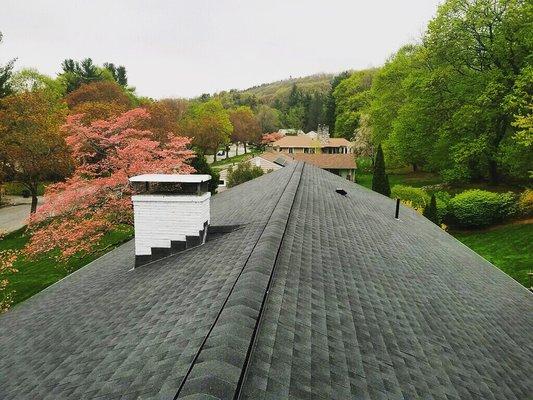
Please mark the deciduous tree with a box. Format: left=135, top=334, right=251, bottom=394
left=25, top=108, right=194, bottom=259
left=229, top=106, right=261, bottom=153
left=325, top=71, right=350, bottom=133
left=424, top=0, right=531, bottom=183
left=66, top=81, right=131, bottom=109
left=0, top=90, right=72, bottom=213
left=181, top=99, right=232, bottom=162
left=333, top=69, right=376, bottom=140
left=256, top=105, right=281, bottom=133
left=227, top=161, right=263, bottom=188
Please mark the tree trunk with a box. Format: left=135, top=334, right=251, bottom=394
left=487, top=116, right=506, bottom=185
left=244, top=142, right=247, bottom=153
left=31, top=192, right=38, bottom=214
left=235, top=143, right=238, bottom=156
left=213, top=152, right=217, bottom=163
left=225, top=145, right=229, bottom=159
left=488, top=160, right=499, bottom=185
left=412, top=163, right=418, bottom=172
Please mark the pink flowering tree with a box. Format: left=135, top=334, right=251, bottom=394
left=25, top=108, right=195, bottom=260
left=261, top=131, right=283, bottom=145
left=0, top=235, right=18, bottom=312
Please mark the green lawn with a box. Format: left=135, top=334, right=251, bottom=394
left=452, top=223, right=532, bottom=288
left=355, top=170, right=442, bottom=190
left=2, top=182, right=47, bottom=196
left=0, top=226, right=133, bottom=306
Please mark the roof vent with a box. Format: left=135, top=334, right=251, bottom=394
left=129, top=174, right=211, bottom=267
left=336, top=188, right=347, bottom=196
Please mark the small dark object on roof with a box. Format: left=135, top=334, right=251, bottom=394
left=335, top=188, right=347, bottom=196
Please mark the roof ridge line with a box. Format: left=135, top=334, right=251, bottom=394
left=233, top=163, right=305, bottom=400
left=173, top=162, right=304, bottom=399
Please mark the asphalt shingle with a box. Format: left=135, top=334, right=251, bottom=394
left=0, top=161, right=531, bottom=400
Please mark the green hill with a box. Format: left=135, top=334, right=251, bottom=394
left=240, top=73, right=334, bottom=104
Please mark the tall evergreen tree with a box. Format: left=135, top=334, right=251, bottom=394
left=287, top=83, right=301, bottom=108
left=116, top=66, right=128, bottom=87
left=423, top=193, right=438, bottom=225
left=372, top=144, right=390, bottom=197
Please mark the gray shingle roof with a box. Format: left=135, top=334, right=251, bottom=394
left=0, top=162, right=531, bottom=400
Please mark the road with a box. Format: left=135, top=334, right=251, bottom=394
left=206, top=143, right=246, bottom=164
left=0, top=196, right=43, bottom=234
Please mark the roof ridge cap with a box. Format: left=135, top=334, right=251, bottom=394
left=174, top=162, right=304, bottom=399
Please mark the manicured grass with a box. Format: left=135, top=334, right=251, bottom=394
left=0, top=226, right=133, bottom=306
left=2, top=182, right=47, bottom=196
left=355, top=171, right=442, bottom=190
left=211, top=149, right=260, bottom=168
left=452, top=223, right=532, bottom=288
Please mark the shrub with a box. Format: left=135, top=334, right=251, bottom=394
left=447, top=189, right=517, bottom=228
left=391, top=185, right=430, bottom=209
left=518, top=189, right=533, bottom=217
left=227, top=161, right=263, bottom=188
left=423, top=194, right=438, bottom=224
left=433, top=191, right=452, bottom=222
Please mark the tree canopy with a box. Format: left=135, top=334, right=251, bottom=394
left=26, top=108, right=194, bottom=259
left=180, top=99, right=233, bottom=161
left=0, top=90, right=72, bottom=212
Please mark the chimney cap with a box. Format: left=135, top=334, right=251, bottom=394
left=129, top=174, right=211, bottom=183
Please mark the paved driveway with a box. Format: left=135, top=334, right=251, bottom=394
left=0, top=196, right=43, bottom=234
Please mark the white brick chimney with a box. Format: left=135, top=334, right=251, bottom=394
left=129, top=174, right=211, bottom=267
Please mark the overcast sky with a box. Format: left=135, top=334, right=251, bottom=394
left=1, top=0, right=442, bottom=99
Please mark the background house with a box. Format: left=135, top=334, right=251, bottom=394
left=270, top=126, right=353, bottom=154
left=291, top=153, right=357, bottom=180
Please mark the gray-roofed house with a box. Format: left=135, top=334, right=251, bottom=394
left=0, top=162, right=531, bottom=400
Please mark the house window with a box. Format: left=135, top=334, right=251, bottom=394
left=289, top=148, right=294, bottom=154
left=304, top=148, right=309, bottom=153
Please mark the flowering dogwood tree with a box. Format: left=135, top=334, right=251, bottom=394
left=0, top=243, right=18, bottom=312
left=261, top=131, right=283, bottom=145
left=26, top=108, right=194, bottom=259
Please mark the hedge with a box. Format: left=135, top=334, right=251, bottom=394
left=391, top=185, right=430, bottom=209
left=447, top=189, right=516, bottom=228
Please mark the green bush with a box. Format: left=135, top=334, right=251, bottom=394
left=190, top=154, right=219, bottom=194
left=433, top=191, right=452, bottom=222
left=447, top=189, right=517, bottom=228
left=391, top=185, right=430, bottom=209
left=518, top=189, right=533, bottom=217
left=227, top=161, right=264, bottom=188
